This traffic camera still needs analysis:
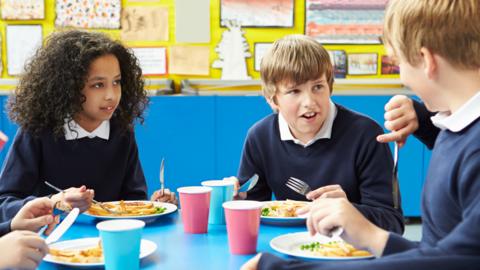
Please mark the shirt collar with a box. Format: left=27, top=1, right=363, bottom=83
left=278, top=99, right=337, bottom=147
left=64, top=120, right=110, bottom=140
left=431, top=91, right=480, bottom=132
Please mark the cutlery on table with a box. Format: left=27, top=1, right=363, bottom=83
left=159, top=158, right=165, bottom=196
left=286, top=177, right=312, bottom=198
left=45, top=207, right=79, bottom=244
left=44, top=181, right=124, bottom=215
left=238, top=174, right=259, bottom=193
left=392, top=142, right=400, bottom=209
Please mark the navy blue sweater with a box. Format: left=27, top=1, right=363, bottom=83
left=258, top=114, right=480, bottom=270
left=0, top=122, right=147, bottom=231
left=238, top=104, right=404, bottom=233
left=412, top=100, right=439, bottom=149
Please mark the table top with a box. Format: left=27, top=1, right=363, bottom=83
left=39, top=211, right=305, bottom=270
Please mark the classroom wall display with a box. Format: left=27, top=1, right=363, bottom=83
left=169, top=46, right=210, bottom=76
left=0, top=33, right=2, bottom=75
left=121, top=6, right=169, bottom=41
left=306, top=0, right=388, bottom=44
left=254, top=43, right=273, bottom=72
left=6, top=25, right=43, bottom=76
left=220, top=0, right=294, bottom=27
left=176, top=0, right=211, bottom=43
left=55, top=0, right=121, bottom=29
left=131, top=47, right=167, bottom=76
left=328, top=50, right=347, bottom=78
left=381, top=55, right=400, bottom=75
left=347, top=53, right=378, bottom=75
left=0, top=0, right=45, bottom=20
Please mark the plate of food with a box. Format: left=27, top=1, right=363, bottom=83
left=270, top=232, right=374, bottom=260
left=84, top=200, right=177, bottom=220
left=44, top=237, right=157, bottom=267
left=261, top=200, right=309, bottom=225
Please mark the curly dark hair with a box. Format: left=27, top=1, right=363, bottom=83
left=8, top=30, right=148, bottom=137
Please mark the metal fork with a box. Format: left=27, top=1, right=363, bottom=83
left=44, top=181, right=124, bottom=215
left=392, top=142, right=400, bottom=209
left=286, top=177, right=312, bottom=197
left=159, top=158, right=165, bottom=196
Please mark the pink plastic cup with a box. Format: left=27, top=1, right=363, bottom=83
left=223, top=200, right=262, bottom=254
left=177, top=186, right=212, bottom=234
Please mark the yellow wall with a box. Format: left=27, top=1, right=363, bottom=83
left=0, top=0, right=396, bottom=90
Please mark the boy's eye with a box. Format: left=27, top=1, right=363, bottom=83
left=313, top=84, right=324, bottom=91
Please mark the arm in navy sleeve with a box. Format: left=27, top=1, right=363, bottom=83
left=238, top=129, right=272, bottom=201
left=0, top=130, right=40, bottom=222
left=352, top=123, right=404, bottom=234
left=412, top=100, right=439, bottom=149
left=257, top=252, right=480, bottom=270
left=0, top=221, right=11, bottom=236
left=119, top=131, right=147, bottom=200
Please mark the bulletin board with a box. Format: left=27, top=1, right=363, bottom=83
left=0, top=0, right=397, bottom=92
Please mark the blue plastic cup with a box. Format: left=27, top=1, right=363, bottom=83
left=201, top=179, right=235, bottom=225
left=96, top=219, right=145, bottom=270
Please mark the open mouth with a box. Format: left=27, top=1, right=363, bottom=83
left=301, top=112, right=317, bottom=119
left=100, top=106, right=115, bottom=112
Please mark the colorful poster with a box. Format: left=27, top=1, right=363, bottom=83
left=306, top=0, right=388, bottom=44
left=55, top=0, right=121, bottom=29
left=347, top=53, right=378, bottom=75
left=221, top=0, right=294, bottom=27
left=0, top=0, right=45, bottom=20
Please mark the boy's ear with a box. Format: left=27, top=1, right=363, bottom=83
left=266, top=96, right=279, bottom=112
left=420, top=47, right=437, bottom=80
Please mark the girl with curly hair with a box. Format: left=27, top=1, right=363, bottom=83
left=0, top=30, right=175, bottom=220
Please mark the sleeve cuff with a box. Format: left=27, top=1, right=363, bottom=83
left=383, top=232, right=419, bottom=256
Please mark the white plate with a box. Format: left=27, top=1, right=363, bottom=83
left=83, top=201, right=177, bottom=220
left=270, top=232, right=374, bottom=260
left=44, top=237, right=157, bottom=267
left=260, top=201, right=307, bottom=226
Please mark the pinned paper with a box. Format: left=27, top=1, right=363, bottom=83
left=121, top=6, right=169, bottom=41
left=169, top=46, right=210, bottom=76
left=131, top=47, right=167, bottom=75
left=0, top=0, right=45, bottom=20
left=175, top=0, right=210, bottom=43
left=55, top=0, right=121, bottom=29
left=6, top=25, right=43, bottom=76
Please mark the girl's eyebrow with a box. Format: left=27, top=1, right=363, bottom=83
left=87, top=74, right=121, bottom=81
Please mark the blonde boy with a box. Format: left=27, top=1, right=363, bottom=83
left=237, top=34, right=403, bottom=233
left=241, top=1, right=480, bottom=269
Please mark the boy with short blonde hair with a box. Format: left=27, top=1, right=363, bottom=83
left=241, top=1, right=480, bottom=269
left=237, top=34, right=403, bottom=233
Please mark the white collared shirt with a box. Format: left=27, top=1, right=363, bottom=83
left=431, top=91, right=480, bottom=132
left=278, top=99, right=337, bottom=147
left=64, top=120, right=110, bottom=140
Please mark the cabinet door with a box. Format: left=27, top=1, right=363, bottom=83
left=135, top=96, right=216, bottom=196
left=0, top=96, right=19, bottom=166
left=215, top=96, right=272, bottom=178
left=332, top=95, right=424, bottom=217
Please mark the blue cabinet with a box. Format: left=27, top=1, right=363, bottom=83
left=0, top=95, right=427, bottom=216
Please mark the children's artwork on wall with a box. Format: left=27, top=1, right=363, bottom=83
left=121, top=6, right=169, bottom=41
left=0, top=0, right=45, bottom=20
left=347, top=53, right=378, bottom=75
left=6, top=25, right=43, bottom=76
left=220, top=0, right=294, bottom=27
left=381, top=55, right=400, bottom=75
left=55, top=0, right=121, bottom=29
left=254, top=43, right=273, bottom=72
left=169, top=46, right=210, bottom=76
left=131, top=47, right=167, bottom=76
left=212, top=20, right=251, bottom=80
left=327, top=50, right=347, bottom=78
left=306, top=0, right=387, bottom=44
left=0, top=33, right=2, bottom=75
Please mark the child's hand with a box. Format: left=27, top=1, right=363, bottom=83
left=0, top=230, right=49, bottom=270
left=376, top=95, right=419, bottom=147
left=306, top=184, right=347, bottom=200
left=151, top=189, right=178, bottom=205
left=300, top=197, right=389, bottom=257
left=240, top=253, right=262, bottom=270
left=224, top=176, right=247, bottom=200
left=11, top=197, right=59, bottom=235
left=51, top=185, right=94, bottom=213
